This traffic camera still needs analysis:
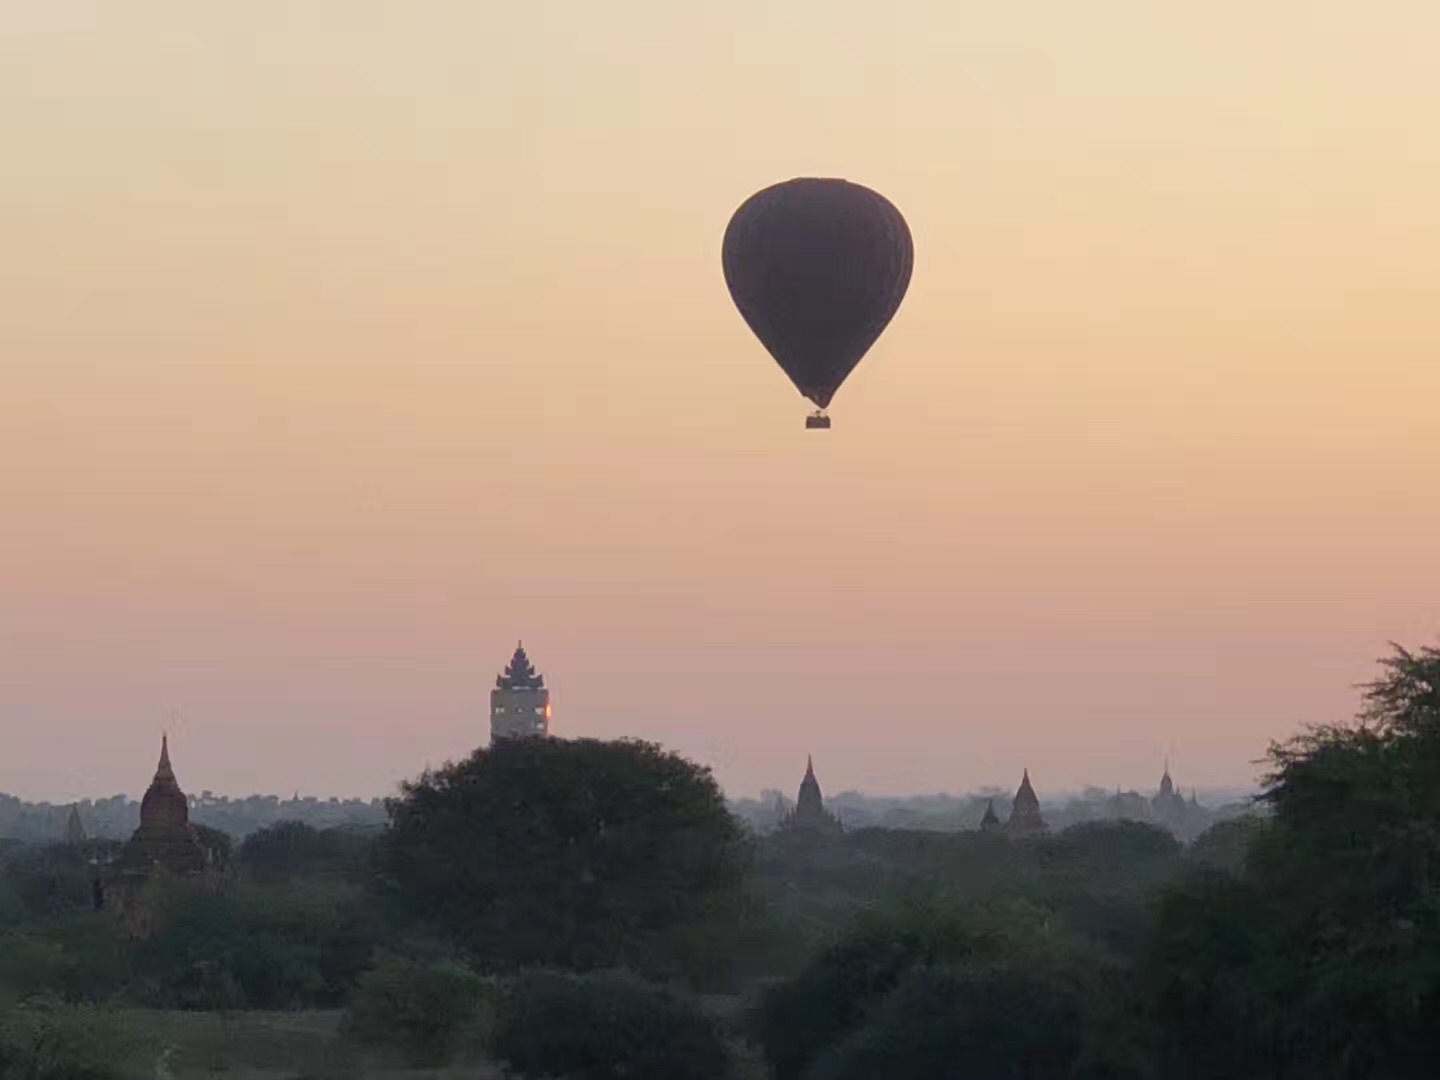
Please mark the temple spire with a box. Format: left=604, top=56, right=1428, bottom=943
left=1006, top=768, right=1047, bottom=835
left=154, top=734, right=176, bottom=785
left=979, top=797, right=1001, bottom=832
left=64, top=804, right=87, bottom=844
left=783, top=755, right=841, bottom=836
left=1158, top=760, right=1176, bottom=799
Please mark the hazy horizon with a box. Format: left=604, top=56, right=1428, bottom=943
left=4, top=4, right=1438, bottom=804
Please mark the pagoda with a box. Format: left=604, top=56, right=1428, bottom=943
left=780, top=756, right=843, bottom=837
left=979, top=797, right=1002, bottom=832
left=63, top=804, right=87, bottom=845
left=1005, top=769, right=1048, bottom=836
left=108, top=736, right=213, bottom=931
left=1151, top=762, right=1188, bottom=823
left=115, top=736, right=208, bottom=876
left=490, top=642, right=551, bottom=741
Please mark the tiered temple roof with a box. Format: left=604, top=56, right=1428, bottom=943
left=496, top=642, right=545, bottom=690
left=1005, top=769, right=1048, bottom=836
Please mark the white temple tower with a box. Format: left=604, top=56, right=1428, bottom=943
left=490, top=642, right=551, bottom=742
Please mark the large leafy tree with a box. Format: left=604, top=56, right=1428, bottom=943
left=382, top=737, right=750, bottom=975
left=1149, top=642, right=1440, bottom=1079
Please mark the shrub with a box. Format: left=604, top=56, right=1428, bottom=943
left=754, top=903, right=1144, bottom=1080
left=137, top=880, right=379, bottom=1009
left=237, top=822, right=374, bottom=885
left=0, top=918, right=137, bottom=1006
left=0, top=998, right=154, bottom=1079
left=341, top=953, right=488, bottom=1066
left=492, top=970, right=730, bottom=1080
left=807, top=961, right=1088, bottom=1080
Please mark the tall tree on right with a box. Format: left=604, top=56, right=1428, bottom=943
left=1150, top=641, right=1440, bottom=1079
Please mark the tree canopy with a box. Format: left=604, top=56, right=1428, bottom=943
left=383, top=737, right=751, bottom=974
left=1148, top=641, right=1440, bottom=1079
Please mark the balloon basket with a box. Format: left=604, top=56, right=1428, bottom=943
left=805, top=412, right=831, bottom=430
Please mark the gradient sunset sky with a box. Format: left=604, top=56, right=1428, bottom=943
left=3, top=3, right=1438, bottom=803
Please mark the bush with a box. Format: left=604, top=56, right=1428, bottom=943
left=237, top=822, right=375, bottom=885
left=492, top=970, right=729, bottom=1080
left=0, top=843, right=115, bottom=922
left=807, top=961, right=1087, bottom=1080
left=137, top=880, right=379, bottom=1009
left=341, top=954, right=489, bottom=1066
left=754, top=903, right=1145, bottom=1080
left=0, top=918, right=137, bottom=1006
left=0, top=998, right=154, bottom=1079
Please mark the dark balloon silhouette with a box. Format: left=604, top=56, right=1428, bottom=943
left=723, top=178, right=913, bottom=429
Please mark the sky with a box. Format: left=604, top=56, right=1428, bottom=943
left=2, top=2, right=1438, bottom=803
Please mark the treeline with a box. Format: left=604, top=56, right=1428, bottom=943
left=7, top=785, right=1251, bottom=847
left=730, top=785, right=1255, bottom=841
left=3, top=785, right=1254, bottom=845
left=0, top=792, right=388, bottom=843
left=1, top=641, right=1438, bottom=1078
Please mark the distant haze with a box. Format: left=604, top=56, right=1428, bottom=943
left=2, top=3, right=1438, bottom=803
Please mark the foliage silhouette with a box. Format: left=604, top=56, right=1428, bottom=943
left=492, top=970, right=729, bottom=1080
left=383, top=737, right=751, bottom=977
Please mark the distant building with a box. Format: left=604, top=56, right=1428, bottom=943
left=1151, top=763, right=1187, bottom=822
left=979, top=797, right=1002, bottom=832
left=108, top=736, right=219, bottom=935
left=63, top=804, right=87, bottom=845
left=1005, top=769, right=1048, bottom=836
left=1149, top=763, right=1210, bottom=842
left=780, top=756, right=843, bottom=837
left=1107, top=786, right=1151, bottom=821
left=491, top=642, right=551, bottom=742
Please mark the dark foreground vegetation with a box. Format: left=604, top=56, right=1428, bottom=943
left=2, top=642, right=1439, bottom=1078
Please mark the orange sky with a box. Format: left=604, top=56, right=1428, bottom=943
left=2, top=3, right=1438, bottom=802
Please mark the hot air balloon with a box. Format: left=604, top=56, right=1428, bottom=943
left=722, top=178, right=913, bottom=429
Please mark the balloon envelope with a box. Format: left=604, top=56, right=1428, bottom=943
left=722, top=178, right=913, bottom=411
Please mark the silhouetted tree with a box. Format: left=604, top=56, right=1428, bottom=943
left=382, top=738, right=751, bottom=976
left=1149, top=641, right=1440, bottom=1079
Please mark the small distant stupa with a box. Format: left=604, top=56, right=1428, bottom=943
left=1005, top=769, right=1048, bottom=836
left=63, top=804, right=87, bottom=845
left=1151, top=762, right=1188, bottom=823
left=979, top=797, right=1002, bottom=832
left=780, top=756, right=843, bottom=837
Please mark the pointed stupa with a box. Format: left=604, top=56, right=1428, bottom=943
left=116, top=734, right=207, bottom=878
left=1158, top=760, right=1175, bottom=799
left=1152, top=759, right=1187, bottom=823
left=796, top=756, right=824, bottom=815
left=1005, top=769, right=1048, bottom=836
left=782, top=755, right=842, bottom=836
left=140, top=734, right=188, bottom=833
left=979, top=797, right=1002, bottom=832
left=64, top=804, right=87, bottom=844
